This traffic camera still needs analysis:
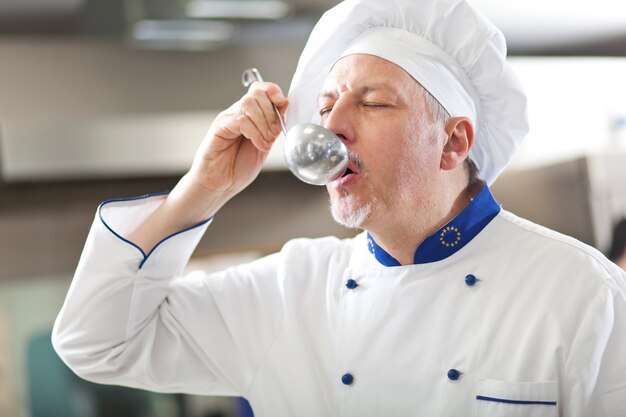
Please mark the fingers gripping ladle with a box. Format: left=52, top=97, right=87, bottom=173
left=241, top=68, right=348, bottom=186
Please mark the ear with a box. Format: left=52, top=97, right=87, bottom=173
left=440, top=117, right=474, bottom=171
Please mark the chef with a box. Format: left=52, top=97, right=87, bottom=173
left=53, top=0, right=626, bottom=416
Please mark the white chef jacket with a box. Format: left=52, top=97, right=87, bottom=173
left=53, top=186, right=626, bottom=417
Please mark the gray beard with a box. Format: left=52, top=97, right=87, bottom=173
left=329, top=197, right=372, bottom=230
left=328, top=152, right=373, bottom=229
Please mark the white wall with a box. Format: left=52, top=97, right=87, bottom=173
left=508, top=57, right=626, bottom=170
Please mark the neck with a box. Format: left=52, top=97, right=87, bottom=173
left=368, top=181, right=482, bottom=265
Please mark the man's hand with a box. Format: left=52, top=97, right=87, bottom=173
left=189, top=81, right=287, bottom=201
left=128, top=81, right=287, bottom=253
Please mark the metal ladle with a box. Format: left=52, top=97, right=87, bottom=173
left=241, top=68, right=348, bottom=186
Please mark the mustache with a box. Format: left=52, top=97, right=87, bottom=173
left=349, top=152, right=365, bottom=171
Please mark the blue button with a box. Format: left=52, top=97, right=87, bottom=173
left=341, top=373, right=354, bottom=385
left=447, top=369, right=461, bottom=381
left=465, top=274, right=477, bottom=286
left=346, top=279, right=358, bottom=289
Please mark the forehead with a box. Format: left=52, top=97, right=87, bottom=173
left=321, top=53, right=419, bottom=96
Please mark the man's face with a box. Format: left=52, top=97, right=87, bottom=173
left=320, top=54, right=446, bottom=230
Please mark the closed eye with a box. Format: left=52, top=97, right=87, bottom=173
left=363, top=102, right=389, bottom=108
left=319, top=107, right=333, bottom=116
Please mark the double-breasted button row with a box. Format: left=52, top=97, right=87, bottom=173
left=341, top=369, right=462, bottom=386
left=449, top=272, right=474, bottom=382
left=449, top=273, right=476, bottom=382
left=347, top=275, right=478, bottom=288
left=340, top=276, right=470, bottom=388
left=342, top=279, right=357, bottom=386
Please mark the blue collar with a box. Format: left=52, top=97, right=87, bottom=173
left=367, top=185, right=500, bottom=266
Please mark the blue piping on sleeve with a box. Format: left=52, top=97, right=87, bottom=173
left=476, top=395, right=557, bottom=406
left=97, top=192, right=213, bottom=270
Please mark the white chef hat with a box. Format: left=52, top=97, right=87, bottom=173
left=285, top=0, right=529, bottom=185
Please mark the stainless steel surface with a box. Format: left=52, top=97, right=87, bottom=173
left=241, top=68, right=348, bottom=185
left=283, top=122, right=348, bottom=185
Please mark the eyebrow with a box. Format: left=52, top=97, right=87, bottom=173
left=318, top=83, right=397, bottom=103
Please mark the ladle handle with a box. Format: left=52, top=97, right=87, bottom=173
left=241, top=68, right=287, bottom=136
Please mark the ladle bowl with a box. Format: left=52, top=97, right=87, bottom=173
left=241, top=68, right=348, bottom=185
left=284, top=123, right=349, bottom=185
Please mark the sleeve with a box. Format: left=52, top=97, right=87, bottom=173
left=52, top=194, right=287, bottom=396
left=563, top=269, right=626, bottom=417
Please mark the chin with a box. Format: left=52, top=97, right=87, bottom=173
left=329, top=197, right=372, bottom=230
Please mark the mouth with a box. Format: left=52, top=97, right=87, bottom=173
left=341, top=167, right=355, bottom=178
left=330, top=160, right=360, bottom=186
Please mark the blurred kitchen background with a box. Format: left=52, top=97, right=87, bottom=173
left=1, top=0, right=625, bottom=416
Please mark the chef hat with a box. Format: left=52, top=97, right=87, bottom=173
left=285, top=0, right=529, bottom=185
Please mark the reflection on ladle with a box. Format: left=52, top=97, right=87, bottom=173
left=241, top=68, right=348, bottom=186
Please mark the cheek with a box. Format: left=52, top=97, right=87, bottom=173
left=404, top=121, right=442, bottom=168
left=385, top=134, right=440, bottom=187
left=359, top=116, right=439, bottom=183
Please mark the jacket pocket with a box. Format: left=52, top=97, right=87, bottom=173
left=476, top=379, right=558, bottom=417
left=601, top=386, right=626, bottom=417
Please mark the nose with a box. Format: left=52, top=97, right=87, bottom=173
left=322, top=96, right=353, bottom=145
